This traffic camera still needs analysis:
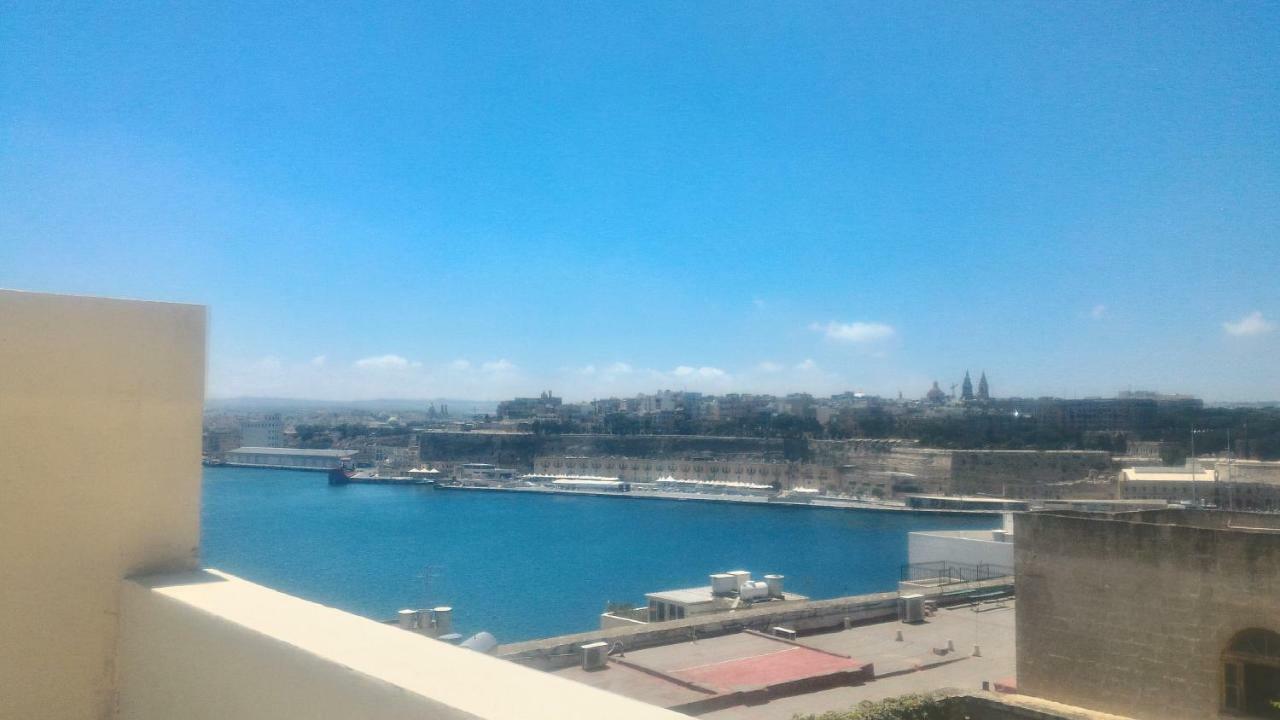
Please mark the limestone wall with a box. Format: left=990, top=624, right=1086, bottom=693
left=0, top=291, right=205, bottom=720
left=1219, top=459, right=1280, bottom=485
left=1015, top=511, right=1280, bottom=720
left=809, top=440, right=952, bottom=496
left=951, top=451, right=1112, bottom=496
left=421, top=432, right=787, bottom=470
left=418, top=430, right=543, bottom=467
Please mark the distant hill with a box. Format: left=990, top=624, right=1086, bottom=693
left=204, top=397, right=499, bottom=416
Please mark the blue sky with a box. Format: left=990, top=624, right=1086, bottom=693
left=2, top=2, right=1277, bottom=401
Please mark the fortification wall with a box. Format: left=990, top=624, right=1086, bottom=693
left=418, top=431, right=543, bottom=468
left=419, top=432, right=786, bottom=470
left=809, top=440, right=952, bottom=496
left=950, top=451, right=1111, bottom=495
left=1015, top=511, right=1280, bottom=720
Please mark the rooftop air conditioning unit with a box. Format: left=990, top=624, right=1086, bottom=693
left=898, top=593, right=925, bottom=624
left=710, top=573, right=737, bottom=596
left=581, top=641, right=609, bottom=671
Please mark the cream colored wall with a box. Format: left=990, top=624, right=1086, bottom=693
left=0, top=290, right=205, bottom=720
left=117, top=569, right=684, bottom=720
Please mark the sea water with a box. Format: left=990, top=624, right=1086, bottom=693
left=201, top=466, right=999, bottom=643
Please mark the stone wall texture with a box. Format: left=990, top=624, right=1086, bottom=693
left=1015, top=510, right=1280, bottom=720
left=420, top=432, right=787, bottom=470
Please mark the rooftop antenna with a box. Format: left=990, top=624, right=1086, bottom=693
left=416, top=564, right=442, bottom=608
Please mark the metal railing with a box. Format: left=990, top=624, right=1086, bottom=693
left=900, top=561, right=1014, bottom=585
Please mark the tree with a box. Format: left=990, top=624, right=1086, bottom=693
left=792, top=693, right=948, bottom=720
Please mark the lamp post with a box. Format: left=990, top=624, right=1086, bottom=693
left=1190, top=428, right=1208, bottom=507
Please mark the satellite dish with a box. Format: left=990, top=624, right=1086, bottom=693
left=460, top=631, right=498, bottom=653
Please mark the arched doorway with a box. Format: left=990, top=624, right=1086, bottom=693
left=1224, top=629, right=1280, bottom=717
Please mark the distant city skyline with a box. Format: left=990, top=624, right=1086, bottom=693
left=2, top=3, right=1277, bottom=401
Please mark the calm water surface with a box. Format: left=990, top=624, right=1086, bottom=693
left=201, top=467, right=998, bottom=642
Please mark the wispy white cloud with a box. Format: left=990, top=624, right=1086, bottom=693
left=354, top=354, right=416, bottom=370
left=809, top=320, right=896, bottom=344
left=310, top=355, right=327, bottom=367
left=1224, top=311, right=1274, bottom=337
left=673, top=365, right=727, bottom=379
left=1090, top=304, right=1107, bottom=319
left=209, top=355, right=890, bottom=402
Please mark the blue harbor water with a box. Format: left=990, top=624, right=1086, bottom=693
left=201, top=467, right=1000, bottom=643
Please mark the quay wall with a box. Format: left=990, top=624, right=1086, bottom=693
left=422, top=431, right=1117, bottom=498
left=497, top=580, right=1013, bottom=671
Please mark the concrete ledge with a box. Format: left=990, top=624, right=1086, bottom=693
left=116, top=569, right=683, bottom=720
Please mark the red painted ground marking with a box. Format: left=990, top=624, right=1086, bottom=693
left=673, top=647, right=866, bottom=690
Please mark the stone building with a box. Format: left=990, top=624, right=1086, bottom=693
left=239, top=413, right=283, bottom=447
left=1015, top=509, right=1280, bottom=719
left=533, top=455, right=837, bottom=489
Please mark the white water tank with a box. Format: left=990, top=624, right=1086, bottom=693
left=763, top=574, right=785, bottom=598
left=727, top=570, right=751, bottom=590
left=397, top=608, right=418, bottom=629
left=432, top=606, right=453, bottom=636
left=710, top=573, right=737, bottom=596
left=739, top=580, right=771, bottom=601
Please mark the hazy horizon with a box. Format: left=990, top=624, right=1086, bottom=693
left=4, top=3, right=1277, bottom=403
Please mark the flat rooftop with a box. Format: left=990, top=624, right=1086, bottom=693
left=911, top=529, right=1005, bottom=540
left=646, top=586, right=808, bottom=605
left=227, top=447, right=351, bottom=457
left=554, top=599, right=1016, bottom=718
left=555, top=631, right=871, bottom=714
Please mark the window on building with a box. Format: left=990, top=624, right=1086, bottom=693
left=1223, top=628, right=1280, bottom=717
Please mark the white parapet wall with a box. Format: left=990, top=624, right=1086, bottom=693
left=908, top=529, right=1015, bottom=569
left=0, top=290, right=205, bottom=720
left=117, top=569, right=685, bottom=720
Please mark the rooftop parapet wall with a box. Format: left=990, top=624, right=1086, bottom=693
left=118, top=570, right=683, bottom=720
left=1015, top=510, right=1280, bottom=720
left=0, top=290, right=205, bottom=720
